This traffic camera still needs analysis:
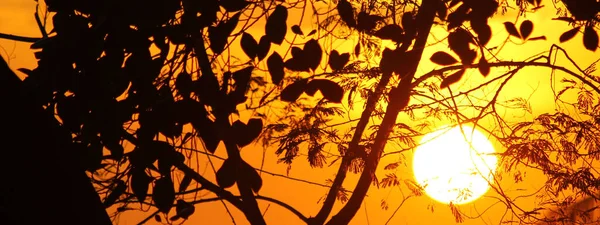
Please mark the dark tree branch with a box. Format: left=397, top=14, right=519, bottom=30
left=138, top=195, right=308, bottom=225
left=325, top=0, right=438, bottom=224
left=0, top=33, right=41, bottom=43
left=413, top=60, right=600, bottom=96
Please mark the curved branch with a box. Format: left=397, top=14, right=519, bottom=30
left=0, top=33, right=41, bottom=43
left=325, top=0, right=438, bottom=224
left=413, top=61, right=600, bottom=96
left=137, top=195, right=308, bottom=225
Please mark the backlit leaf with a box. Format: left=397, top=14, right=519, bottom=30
left=471, top=20, right=491, bottom=46
left=256, top=35, right=271, bottom=61
left=175, top=72, right=193, bottom=97
left=171, top=200, right=195, bottom=220
left=519, top=20, right=533, bottom=40
left=265, top=5, right=288, bottom=45
left=448, top=28, right=473, bottom=57
left=328, top=50, right=350, bottom=71
left=440, top=69, right=466, bottom=89
left=208, top=12, right=240, bottom=54
left=231, top=118, right=263, bottom=147
left=179, top=175, right=192, bottom=193
left=307, top=79, right=344, bottom=103
left=267, top=52, right=284, bottom=85
left=280, top=79, right=308, bottom=102
left=304, top=39, right=322, bottom=71
left=241, top=160, right=262, bottom=193
left=478, top=57, right=490, bottom=77
left=337, top=0, right=356, bottom=27
left=559, top=27, right=580, bottom=43
left=291, top=25, right=304, bottom=35
left=430, top=51, right=458, bottom=65
left=153, top=177, right=175, bottom=213
left=131, top=168, right=151, bottom=202
left=583, top=25, right=599, bottom=51
left=503, top=22, right=521, bottom=39
left=241, top=32, right=258, bottom=59
left=216, top=158, right=236, bottom=188
left=373, top=24, right=404, bottom=43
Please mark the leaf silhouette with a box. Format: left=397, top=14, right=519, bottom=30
left=328, top=50, right=350, bottom=71
left=373, top=24, right=404, bottom=43
left=170, top=199, right=196, bottom=221
left=503, top=22, right=521, bottom=39
left=430, top=51, right=458, bottom=65
left=471, top=20, right=491, bottom=46
left=131, top=168, right=151, bottom=202
left=179, top=174, right=192, bottom=193
left=232, top=66, right=254, bottom=99
left=265, top=5, right=288, bottom=45
left=153, top=176, right=175, bottom=213
left=356, top=12, right=383, bottom=32
left=291, top=25, right=304, bottom=35
left=559, top=27, right=580, bottom=43
left=231, top=118, right=263, bottom=147
left=447, top=4, right=469, bottom=30
left=448, top=28, right=473, bottom=54
left=478, top=57, right=490, bottom=77
left=307, top=29, right=317, bottom=36
left=337, top=0, right=356, bottom=27
left=267, top=52, right=285, bottom=85
left=519, top=20, right=533, bottom=40
left=379, top=48, right=402, bottom=75
left=354, top=42, right=361, bottom=57
left=304, top=39, right=323, bottom=71
left=241, top=32, right=258, bottom=59
left=280, top=79, right=308, bottom=102
left=583, top=25, right=599, bottom=51
left=284, top=57, right=310, bottom=72
left=175, top=72, right=193, bottom=97
left=194, top=119, right=221, bottom=153
left=256, top=35, right=271, bottom=61
left=307, top=79, right=344, bottom=103
left=208, top=12, right=240, bottom=54
left=241, top=160, right=262, bottom=193
left=440, top=69, right=466, bottom=89
left=216, top=158, right=236, bottom=188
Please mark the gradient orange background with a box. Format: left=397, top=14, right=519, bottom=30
left=1, top=1, right=598, bottom=224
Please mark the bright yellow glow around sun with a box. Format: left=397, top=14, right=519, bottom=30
left=413, top=125, right=498, bottom=205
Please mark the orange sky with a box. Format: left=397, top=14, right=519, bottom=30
left=1, top=1, right=599, bottom=225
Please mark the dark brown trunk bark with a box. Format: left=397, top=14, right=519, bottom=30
left=0, top=56, right=112, bottom=225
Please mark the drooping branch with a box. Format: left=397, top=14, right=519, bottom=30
left=412, top=59, right=600, bottom=96
left=325, top=0, right=439, bottom=224
left=310, top=67, right=394, bottom=225
left=0, top=33, right=41, bottom=43
left=138, top=195, right=309, bottom=225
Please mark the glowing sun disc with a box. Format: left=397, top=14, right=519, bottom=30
left=412, top=125, right=498, bottom=205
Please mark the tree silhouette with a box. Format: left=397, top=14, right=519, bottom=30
left=1, top=0, right=600, bottom=224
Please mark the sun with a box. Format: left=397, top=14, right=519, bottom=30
left=412, top=125, right=498, bottom=205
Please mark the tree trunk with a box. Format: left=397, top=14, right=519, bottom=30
left=0, top=56, right=112, bottom=225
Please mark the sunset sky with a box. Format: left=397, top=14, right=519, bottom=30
left=1, top=0, right=599, bottom=225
